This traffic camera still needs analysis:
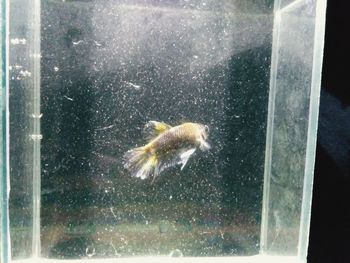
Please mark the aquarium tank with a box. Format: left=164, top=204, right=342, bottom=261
left=1, top=0, right=326, bottom=262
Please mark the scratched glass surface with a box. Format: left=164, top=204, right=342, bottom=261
left=10, top=0, right=274, bottom=259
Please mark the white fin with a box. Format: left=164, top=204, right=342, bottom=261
left=199, top=140, right=211, bottom=151
left=180, top=148, right=196, bottom=170
left=154, top=148, right=196, bottom=174
left=135, top=157, right=154, bottom=179
left=143, top=120, right=172, bottom=140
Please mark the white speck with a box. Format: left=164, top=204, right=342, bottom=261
left=63, top=95, right=74, bottom=101
left=96, top=124, right=115, bottom=131
left=53, top=66, right=59, bottom=72
left=169, top=195, right=173, bottom=200
left=94, top=40, right=102, bottom=47
left=29, top=134, right=43, bottom=140
left=19, top=70, right=31, bottom=77
left=110, top=242, right=121, bottom=257
left=234, top=115, right=240, bottom=118
left=32, top=53, right=41, bottom=58
left=85, top=246, right=96, bottom=258
left=169, top=249, right=183, bottom=257
left=123, top=81, right=141, bottom=90
left=193, top=55, right=198, bottom=59
left=72, top=40, right=84, bottom=45
left=10, top=38, right=26, bottom=45
left=31, top=113, right=43, bottom=118
left=110, top=207, right=118, bottom=221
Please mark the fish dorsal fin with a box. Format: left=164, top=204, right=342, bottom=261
left=143, top=121, right=172, bottom=140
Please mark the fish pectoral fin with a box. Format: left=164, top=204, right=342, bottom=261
left=143, top=120, right=172, bottom=140
left=155, top=148, right=195, bottom=173
left=198, top=139, right=211, bottom=151
left=179, top=148, right=196, bottom=170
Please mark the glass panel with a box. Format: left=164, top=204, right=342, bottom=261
left=260, top=0, right=327, bottom=258
left=0, top=1, right=8, bottom=262
left=9, top=0, right=41, bottom=259
left=6, top=0, right=327, bottom=262
left=39, top=0, right=273, bottom=258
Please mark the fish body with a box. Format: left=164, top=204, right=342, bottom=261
left=123, top=121, right=210, bottom=181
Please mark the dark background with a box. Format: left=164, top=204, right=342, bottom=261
left=307, top=0, right=350, bottom=262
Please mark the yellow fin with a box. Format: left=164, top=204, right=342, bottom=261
left=143, top=121, right=172, bottom=140
left=123, top=147, right=159, bottom=180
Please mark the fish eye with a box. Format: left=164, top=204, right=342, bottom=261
left=204, top=125, right=209, bottom=133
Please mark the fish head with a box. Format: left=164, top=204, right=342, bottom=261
left=201, top=124, right=209, bottom=140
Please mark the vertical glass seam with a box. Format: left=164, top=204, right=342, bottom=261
left=31, top=0, right=41, bottom=257
left=260, top=0, right=282, bottom=254
left=297, top=0, right=327, bottom=259
left=1, top=0, right=11, bottom=262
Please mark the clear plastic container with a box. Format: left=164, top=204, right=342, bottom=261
left=1, top=0, right=327, bottom=262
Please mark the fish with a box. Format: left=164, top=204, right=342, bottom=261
left=123, top=121, right=210, bottom=181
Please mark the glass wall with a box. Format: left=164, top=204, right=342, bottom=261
left=9, top=0, right=41, bottom=259
left=5, top=0, right=326, bottom=262
left=261, top=0, right=327, bottom=258
left=1, top=0, right=10, bottom=262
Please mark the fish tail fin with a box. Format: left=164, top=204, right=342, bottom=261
left=123, top=147, right=159, bottom=180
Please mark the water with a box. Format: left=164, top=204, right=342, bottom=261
left=11, top=0, right=274, bottom=259
left=4, top=0, right=328, bottom=261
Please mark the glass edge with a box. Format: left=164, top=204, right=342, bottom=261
left=30, top=0, right=42, bottom=258
left=1, top=0, right=11, bottom=262
left=297, top=0, right=328, bottom=260
left=12, top=255, right=303, bottom=263
left=259, top=0, right=282, bottom=254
